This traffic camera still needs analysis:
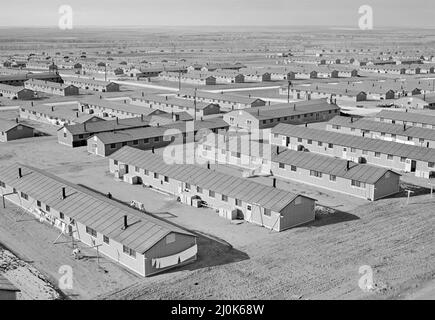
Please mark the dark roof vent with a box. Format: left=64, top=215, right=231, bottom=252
left=122, top=215, right=128, bottom=230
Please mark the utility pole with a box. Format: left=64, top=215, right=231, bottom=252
left=287, top=80, right=292, bottom=103
left=90, top=241, right=103, bottom=269
left=104, top=63, right=107, bottom=82
left=178, top=71, right=181, bottom=91
left=194, top=87, right=197, bottom=121
left=430, top=180, right=434, bottom=198
left=1, top=189, right=5, bottom=209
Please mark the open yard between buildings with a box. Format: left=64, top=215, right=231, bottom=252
left=52, top=162, right=435, bottom=300
left=0, top=122, right=434, bottom=299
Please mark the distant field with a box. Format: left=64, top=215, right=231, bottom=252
left=1, top=26, right=435, bottom=300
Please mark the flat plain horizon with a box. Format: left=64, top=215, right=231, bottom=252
left=0, top=0, right=434, bottom=28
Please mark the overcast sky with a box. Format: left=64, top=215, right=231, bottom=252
left=0, top=0, right=434, bottom=28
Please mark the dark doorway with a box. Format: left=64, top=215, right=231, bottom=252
left=411, top=160, right=417, bottom=173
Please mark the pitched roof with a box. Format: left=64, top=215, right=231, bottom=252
left=241, top=99, right=339, bottom=121
left=288, top=78, right=435, bottom=96
left=80, top=97, right=166, bottom=116
left=201, top=62, right=246, bottom=70
left=376, top=110, right=435, bottom=127
left=62, top=116, right=151, bottom=135
left=263, top=65, right=357, bottom=75
left=272, top=123, right=435, bottom=162
left=0, top=163, right=194, bottom=254
left=412, top=93, right=435, bottom=104
left=160, top=71, right=215, bottom=81
left=177, top=89, right=265, bottom=105
left=328, top=116, right=435, bottom=141
left=63, top=77, right=116, bottom=87
left=25, top=79, right=77, bottom=90
left=210, top=70, right=244, bottom=77
left=0, top=119, right=33, bottom=133
left=258, top=66, right=309, bottom=75
left=0, top=83, right=31, bottom=93
left=21, top=104, right=99, bottom=124
left=131, top=94, right=219, bottom=110
left=0, top=72, right=62, bottom=82
left=201, top=133, right=271, bottom=159
left=201, top=134, right=397, bottom=184
left=170, top=111, right=194, bottom=121
left=110, top=147, right=313, bottom=212
left=239, top=68, right=271, bottom=76
left=274, top=148, right=399, bottom=184
left=289, top=84, right=366, bottom=97
left=94, top=118, right=229, bottom=144
left=140, top=65, right=188, bottom=73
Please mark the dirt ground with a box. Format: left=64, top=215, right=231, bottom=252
left=403, top=279, right=435, bottom=300
left=0, top=248, right=61, bottom=300
left=0, top=203, right=143, bottom=299
left=57, top=159, right=435, bottom=300
left=0, top=108, right=434, bottom=300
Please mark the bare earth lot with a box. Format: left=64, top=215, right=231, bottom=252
left=0, top=106, right=434, bottom=299
left=0, top=247, right=61, bottom=300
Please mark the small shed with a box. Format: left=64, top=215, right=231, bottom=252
left=0, top=119, right=35, bottom=142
